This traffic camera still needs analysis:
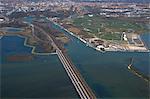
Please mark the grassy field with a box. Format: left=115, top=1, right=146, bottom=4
left=71, top=15, right=148, bottom=40
left=99, top=33, right=122, bottom=41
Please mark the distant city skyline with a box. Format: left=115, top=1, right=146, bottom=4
left=72, top=0, right=150, bottom=3
left=0, top=0, right=149, bottom=3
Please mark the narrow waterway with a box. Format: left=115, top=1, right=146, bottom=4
left=141, top=33, right=150, bottom=50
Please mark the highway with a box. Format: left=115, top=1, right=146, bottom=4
left=32, top=23, right=96, bottom=99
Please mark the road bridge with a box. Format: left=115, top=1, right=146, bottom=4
left=57, top=49, right=96, bottom=99
left=32, top=23, right=96, bottom=99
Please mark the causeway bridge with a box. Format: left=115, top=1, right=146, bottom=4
left=48, top=29, right=96, bottom=99
left=56, top=49, right=96, bottom=99
left=32, top=23, right=96, bottom=99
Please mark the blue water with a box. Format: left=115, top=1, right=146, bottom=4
left=65, top=34, right=149, bottom=98
left=50, top=21, right=150, bottom=98
left=23, top=16, right=34, bottom=23
left=141, top=33, right=150, bottom=50
left=7, top=27, right=24, bottom=32
left=1, top=36, right=31, bottom=56
left=1, top=36, right=78, bottom=98
left=0, top=27, right=24, bottom=33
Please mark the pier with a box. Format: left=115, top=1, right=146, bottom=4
left=128, top=58, right=149, bottom=82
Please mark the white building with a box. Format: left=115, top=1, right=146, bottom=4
left=96, top=45, right=105, bottom=51
left=123, top=32, right=128, bottom=41
left=0, top=18, right=4, bottom=23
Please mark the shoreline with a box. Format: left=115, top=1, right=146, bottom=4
left=140, top=33, right=150, bottom=51
left=1, top=34, right=57, bottom=55
left=51, top=20, right=150, bottom=53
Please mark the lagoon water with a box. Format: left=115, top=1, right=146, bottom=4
left=1, top=36, right=78, bottom=98
left=1, top=16, right=150, bottom=98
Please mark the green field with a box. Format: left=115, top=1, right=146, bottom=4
left=100, top=33, right=122, bottom=41
left=71, top=15, right=148, bottom=40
